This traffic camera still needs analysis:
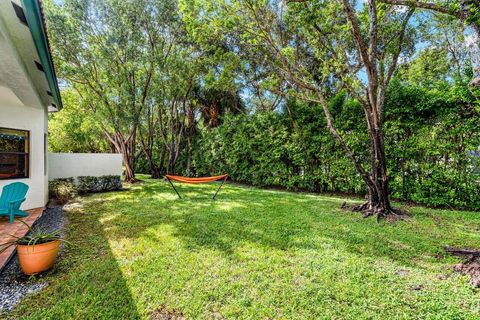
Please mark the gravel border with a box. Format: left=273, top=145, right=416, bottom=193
left=0, top=206, right=67, bottom=312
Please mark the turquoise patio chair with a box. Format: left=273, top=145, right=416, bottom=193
left=0, top=182, right=29, bottom=223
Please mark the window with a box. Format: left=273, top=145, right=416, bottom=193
left=0, top=128, right=29, bottom=180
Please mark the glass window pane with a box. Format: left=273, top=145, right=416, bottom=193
left=0, top=128, right=29, bottom=153
left=0, top=128, right=29, bottom=180
left=0, top=153, right=28, bottom=179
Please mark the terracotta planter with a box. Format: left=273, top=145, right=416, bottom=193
left=17, top=240, right=60, bottom=275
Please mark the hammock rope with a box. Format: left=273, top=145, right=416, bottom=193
left=165, top=174, right=228, bottom=199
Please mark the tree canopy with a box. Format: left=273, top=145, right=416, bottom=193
left=44, top=0, right=480, bottom=211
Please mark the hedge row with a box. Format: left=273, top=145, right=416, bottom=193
left=188, top=83, right=480, bottom=210
left=49, top=175, right=122, bottom=203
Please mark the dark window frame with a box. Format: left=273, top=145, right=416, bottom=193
left=0, top=127, right=30, bottom=180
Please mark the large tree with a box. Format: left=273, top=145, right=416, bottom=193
left=44, top=0, right=175, bottom=182
left=137, top=20, right=245, bottom=177
left=181, top=0, right=421, bottom=219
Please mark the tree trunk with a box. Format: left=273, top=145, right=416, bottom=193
left=151, top=166, right=162, bottom=179
left=186, top=106, right=195, bottom=174
left=105, top=130, right=137, bottom=183
left=314, top=89, right=395, bottom=219
left=122, top=152, right=136, bottom=183
left=168, top=141, right=175, bottom=174
left=352, top=122, right=393, bottom=219
left=159, top=147, right=166, bottom=176
left=186, top=135, right=192, bottom=174
left=120, top=131, right=137, bottom=183
left=370, top=127, right=392, bottom=214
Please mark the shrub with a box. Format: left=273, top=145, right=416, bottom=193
left=49, top=178, right=78, bottom=204
left=77, top=175, right=122, bottom=194
left=50, top=176, right=122, bottom=202
left=188, top=85, right=480, bottom=210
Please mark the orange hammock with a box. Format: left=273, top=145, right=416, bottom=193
left=165, top=174, right=228, bottom=199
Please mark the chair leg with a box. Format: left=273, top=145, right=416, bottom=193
left=16, top=210, right=28, bottom=217
left=8, top=210, right=28, bottom=223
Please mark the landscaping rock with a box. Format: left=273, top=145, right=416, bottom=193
left=0, top=206, right=66, bottom=312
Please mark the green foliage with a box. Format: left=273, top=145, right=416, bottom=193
left=193, top=113, right=290, bottom=186
left=190, top=82, right=480, bottom=210
left=49, top=178, right=77, bottom=204
left=192, top=102, right=367, bottom=194
left=385, top=79, right=480, bottom=209
left=44, top=0, right=191, bottom=181
left=49, top=176, right=123, bottom=203
left=44, top=0, right=157, bottom=132
left=48, top=89, right=109, bottom=153
left=43, top=0, right=480, bottom=211
left=0, top=219, right=66, bottom=253
left=77, top=175, right=123, bottom=194
left=9, top=178, right=480, bottom=319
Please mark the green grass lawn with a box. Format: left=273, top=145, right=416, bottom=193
left=5, top=176, right=480, bottom=319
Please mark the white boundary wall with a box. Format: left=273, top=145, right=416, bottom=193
left=48, top=153, right=122, bottom=180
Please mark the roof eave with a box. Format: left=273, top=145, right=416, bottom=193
left=21, top=0, right=62, bottom=110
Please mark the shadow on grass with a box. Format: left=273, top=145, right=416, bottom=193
left=10, top=179, right=480, bottom=319
left=98, top=179, right=480, bottom=268
left=9, top=203, right=141, bottom=320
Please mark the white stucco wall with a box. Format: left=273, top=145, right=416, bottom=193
left=48, top=153, right=123, bottom=180
left=0, top=97, right=48, bottom=210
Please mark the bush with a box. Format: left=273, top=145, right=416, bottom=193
left=188, top=85, right=480, bottom=210
left=49, top=176, right=122, bottom=203
left=77, top=175, right=122, bottom=194
left=49, top=178, right=78, bottom=204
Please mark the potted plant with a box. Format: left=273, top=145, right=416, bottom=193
left=0, top=222, right=67, bottom=275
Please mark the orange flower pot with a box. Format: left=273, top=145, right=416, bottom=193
left=17, top=240, right=60, bottom=275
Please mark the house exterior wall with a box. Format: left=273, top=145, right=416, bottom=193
left=0, top=102, right=48, bottom=210
left=0, top=1, right=63, bottom=213
left=48, top=153, right=123, bottom=180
